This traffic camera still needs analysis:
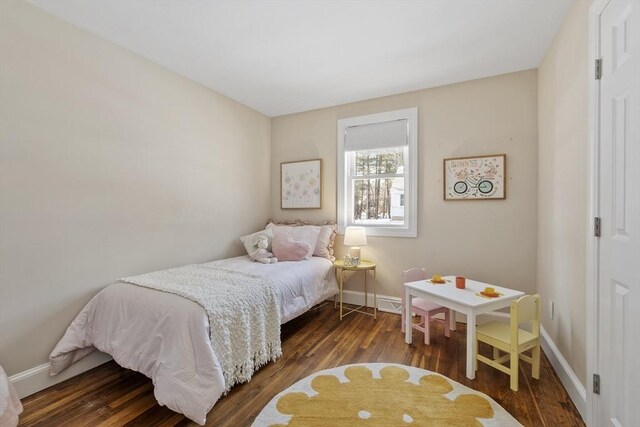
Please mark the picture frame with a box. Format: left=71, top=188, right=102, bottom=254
left=281, top=159, right=322, bottom=209
left=443, top=154, right=506, bottom=201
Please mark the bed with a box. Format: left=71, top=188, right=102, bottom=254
left=1, top=365, right=23, bottom=427
left=49, top=255, right=338, bottom=425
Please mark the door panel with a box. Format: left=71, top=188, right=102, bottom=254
left=598, top=1, right=640, bottom=426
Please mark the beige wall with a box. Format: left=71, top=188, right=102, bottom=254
left=271, top=70, right=538, bottom=300
left=537, top=0, right=591, bottom=387
left=0, top=1, right=271, bottom=376
left=0, top=0, right=588, bottom=392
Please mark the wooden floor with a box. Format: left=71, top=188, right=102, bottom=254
left=19, top=304, right=584, bottom=426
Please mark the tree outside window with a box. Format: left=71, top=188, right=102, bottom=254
left=351, top=147, right=405, bottom=225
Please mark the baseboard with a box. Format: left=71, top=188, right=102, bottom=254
left=539, top=327, right=586, bottom=420
left=9, top=351, right=112, bottom=399
left=337, top=290, right=402, bottom=314
left=337, top=290, right=509, bottom=324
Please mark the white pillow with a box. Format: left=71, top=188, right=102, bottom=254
left=239, top=228, right=274, bottom=255
left=265, top=223, right=320, bottom=255
left=314, top=224, right=337, bottom=260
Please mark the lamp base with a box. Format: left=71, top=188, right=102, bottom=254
left=349, top=247, right=361, bottom=265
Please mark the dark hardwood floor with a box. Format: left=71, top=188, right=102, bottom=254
left=19, top=303, right=584, bottom=426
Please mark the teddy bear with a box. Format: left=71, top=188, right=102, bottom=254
left=249, top=235, right=278, bottom=264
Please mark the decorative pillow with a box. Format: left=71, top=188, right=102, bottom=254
left=272, top=232, right=313, bottom=261
left=266, top=223, right=320, bottom=256
left=239, top=228, right=274, bottom=255
left=314, top=224, right=337, bottom=260
left=266, top=220, right=337, bottom=260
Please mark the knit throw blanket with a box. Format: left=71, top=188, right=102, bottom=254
left=120, top=264, right=282, bottom=392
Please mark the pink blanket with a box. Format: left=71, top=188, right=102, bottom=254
left=49, top=282, right=224, bottom=424
left=1, top=365, right=23, bottom=427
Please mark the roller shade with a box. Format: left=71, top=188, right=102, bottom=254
left=344, top=119, right=408, bottom=152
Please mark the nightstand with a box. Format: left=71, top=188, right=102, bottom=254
left=333, top=259, right=377, bottom=320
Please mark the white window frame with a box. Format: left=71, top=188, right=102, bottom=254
left=337, top=108, right=418, bottom=237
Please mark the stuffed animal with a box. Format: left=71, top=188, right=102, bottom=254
left=249, top=235, right=278, bottom=264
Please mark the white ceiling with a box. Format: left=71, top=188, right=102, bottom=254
left=28, top=0, right=572, bottom=117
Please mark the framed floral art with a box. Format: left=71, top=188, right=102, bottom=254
left=281, top=159, right=322, bottom=209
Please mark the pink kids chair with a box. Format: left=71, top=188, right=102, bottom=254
left=401, top=268, right=451, bottom=345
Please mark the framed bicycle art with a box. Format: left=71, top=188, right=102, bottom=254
left=443, top=154, right=506, bottom=200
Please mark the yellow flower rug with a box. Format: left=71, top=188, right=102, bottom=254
left=253, top=363, right=522, bottom=426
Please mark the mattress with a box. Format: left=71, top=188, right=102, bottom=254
left=208, top=255, right=338, bottom=323
left=49, top=255, right=338, bottom=425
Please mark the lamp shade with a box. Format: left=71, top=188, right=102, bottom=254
left=344, top=226, right=367, bottom=246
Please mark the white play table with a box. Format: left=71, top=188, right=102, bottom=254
left=404, top=276, right=524, bottom=379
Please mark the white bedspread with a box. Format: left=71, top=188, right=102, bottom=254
left=207, top=256, right=337, bottom=323
left=49, top=256, right=337, bottom=425
left=120, top=265, right=282, bottom=393
left=1, top=365, right=23, bottom=427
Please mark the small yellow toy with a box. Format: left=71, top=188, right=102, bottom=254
left=430, top=274, right=445, bottom=284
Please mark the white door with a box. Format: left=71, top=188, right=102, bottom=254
left=597, top=1, right=640, bottom=426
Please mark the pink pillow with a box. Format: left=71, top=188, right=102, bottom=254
left=272, top=232, right=313, bottom=261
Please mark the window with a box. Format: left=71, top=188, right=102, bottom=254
left=351, top=147, right=405, bottom=224
left=337, top=108, right=417, bottom=237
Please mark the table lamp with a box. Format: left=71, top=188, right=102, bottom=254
left=344, top=226, right=367, bottom=264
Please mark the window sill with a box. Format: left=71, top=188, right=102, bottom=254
left=340, top=226, right=417, bottom=238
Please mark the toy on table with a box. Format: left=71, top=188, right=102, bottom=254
left=430, top=274, right=446, bottom=284
left=478, top=287, right=501, bottom=298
